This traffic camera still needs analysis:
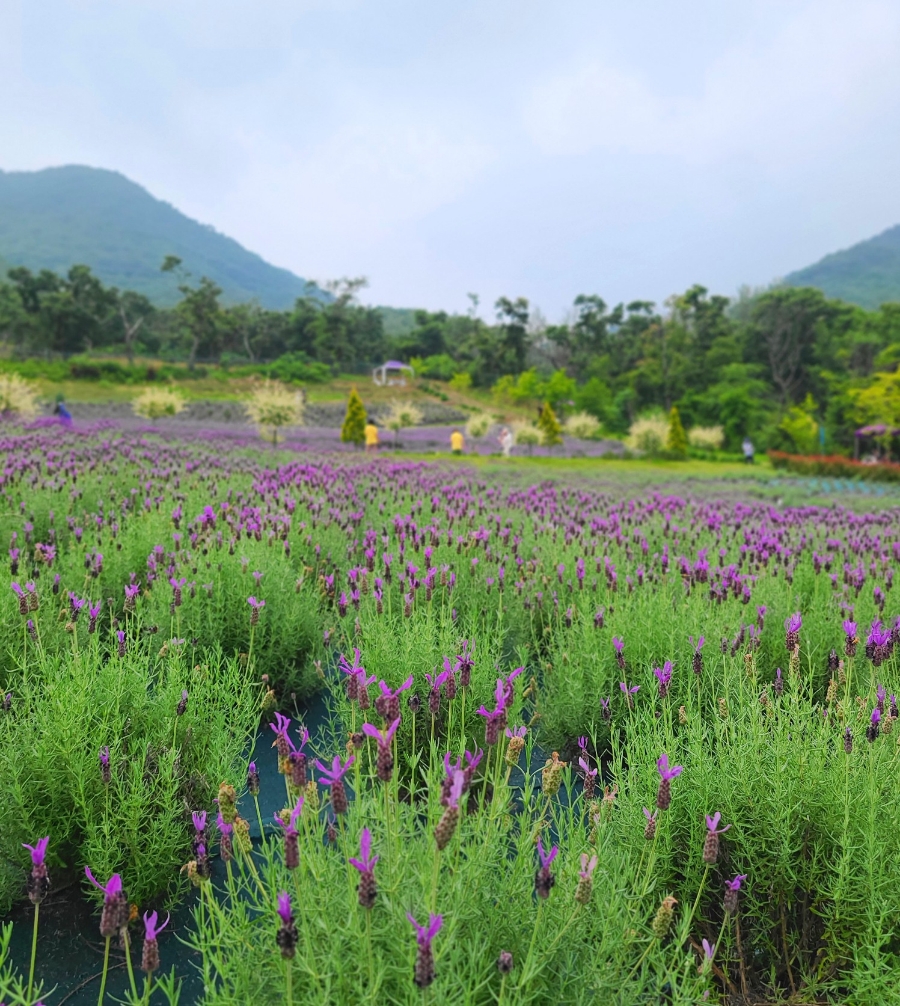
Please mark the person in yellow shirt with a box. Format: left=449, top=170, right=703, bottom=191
left=450, top=429, right=464, bottom=455
left=364, top=418, right=379, bottom=453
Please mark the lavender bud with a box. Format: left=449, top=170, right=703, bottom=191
left=247, top=762, right=260, bottom=796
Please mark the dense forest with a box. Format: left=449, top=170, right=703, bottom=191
left=2, top=259, right=900, bottom=454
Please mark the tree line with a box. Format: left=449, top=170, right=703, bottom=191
left=1, top=258, right=900, bottom=453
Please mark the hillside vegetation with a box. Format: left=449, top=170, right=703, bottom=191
left=785, top=224, right=900, bottom=309
left=0, top=165, right=323, bottom=309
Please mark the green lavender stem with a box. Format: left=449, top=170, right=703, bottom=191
left=26, top=901, right=39, bottom=1003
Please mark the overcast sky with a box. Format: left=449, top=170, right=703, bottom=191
left=2, top=0, right=900, bottom=317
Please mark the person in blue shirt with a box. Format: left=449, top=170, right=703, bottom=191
left=53, top=395, right=73, bottom=429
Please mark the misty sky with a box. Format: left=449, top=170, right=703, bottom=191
left=2, top=0, right=900, bottom=318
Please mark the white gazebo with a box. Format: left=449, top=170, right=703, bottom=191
left=372, top=360, right=415, bottom=387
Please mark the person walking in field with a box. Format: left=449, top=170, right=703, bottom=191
left=54, top=394, right=74, bottom=429
left=742, top=437, right=755, bottom=464
left=499, top=426, right=513, bottom=457
left=450, top=428, right=465, bottom=455
left=365, top=417, right=379, bottom=453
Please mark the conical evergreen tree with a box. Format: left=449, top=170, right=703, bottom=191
left=665, top=406, right=688, bottom=458
left=538, top=401, right=563, bottom=448
left=341, top=388, right=367, bottom=447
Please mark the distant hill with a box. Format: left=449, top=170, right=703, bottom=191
left=0, top=165, right=324, bottom=309
left=784, top=225, right=900, bottom=309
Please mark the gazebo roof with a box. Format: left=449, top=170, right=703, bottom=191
left=377, top=360, right=413, bottom=370
left=855, top=425, right=900, bottom=437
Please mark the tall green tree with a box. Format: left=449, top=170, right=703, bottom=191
left=537, top=401, right=562, bottom=447
left=341, top=388, right=367, bottom=447
left=162, top=257, right=223, bottom=369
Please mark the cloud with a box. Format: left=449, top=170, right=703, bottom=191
left=524, top=0, right=900, bottom=170
left=209, top=111, right=496, bottom=288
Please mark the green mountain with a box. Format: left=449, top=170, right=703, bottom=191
left=784, top=224, right=900, bottom=309
left=0, top=165, right=322, bottom=308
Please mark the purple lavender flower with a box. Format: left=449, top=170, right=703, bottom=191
left=724, top=874, right=747, bottom=914
left=216, top=812, right=234, bottom=862
left=653, top=661, right=673, bottom=698
left=141, top=910, right=169, bottom=973
left=85, top=867, right=128, bottom=937
left=843, top=619, right=858, bottom=657
left=476, top=679, right=507, bottom=744
left=362, top=718, right=400, bottom=782
left=784, top=612, right=802, bottom=651
left=247, top=595, right=266, bottom=626
left=689, top=635, right=705, bottom=675
left=276, top=891, right=298, bottom=958
left=270, top=711, right=293, bottom=760
left=68, top=591, right=86, bottom=621
left=99, top=746, right=111, bottom=784
left=642, top=807, right=657, bottom=840
left=275, top=797, right=304, bottom=870
left=578, top=756, right=597, bottom=798
left=287, top=727, right=310, bottom=788
left=574, top=852, right=598, bottom=904
left=407, top=912, right=443, bottom=987
left=11, top=582, right=28, bottom=616
left=612, top=636, right=625, bottom=669
left=434, top=770, right=465, bottom=850
left=655, top=753, right=683, bottom=810
left=315, top=754, right=355, bottom=815
left=23, top=836, right=50, bottom=904
left=534, top=839, right=558, bottom=899
left=454, top=640, right=475, bottom=688
left=702, top=812, right=731, bottom=864
left=867, top=621, right=893, bottom=665
left=247, top=760, right=260, bottom=795
left=375, top=675, right=413, bottom=722
left=349, top=827, right=379, bottom=908
left=424, top=668, right=449, bottom=716
left=124, top=583, right=140, bottom=611
left=867, top=707, right=881, bottom=742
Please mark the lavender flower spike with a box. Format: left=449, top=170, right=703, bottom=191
left=408, top=912, right=443, bottom=987
left=701, top=938, right=716, bottom=966
left=85, top=867, right=128, bottom=937
left=141, top=910, right=170, bottom=973
left=655, top=753, right=683, bottom=811
left=24, top=836, right=50, bottom=904
left=315, top=753, right=355, bottom=815
left=654, top=661, right=673, bottom=698
left=275, top=797, right=304, bottom=870
left=349, top=827, right=379, bottom=908
left=724, top=873, right=747, bottom=914
left=362, top=718, right=400, bottom=782
left=784, top=612, right=802, bottom=651
left=702, top=812, right=731, bottom=863
left=575, top=852, right=599, bottom=904
left=276, top=891, right=298, bottom=959
left=534, top=839, right=558, bottom=899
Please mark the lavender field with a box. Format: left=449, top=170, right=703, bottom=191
left=1, top=424, right=898, bottom=1005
